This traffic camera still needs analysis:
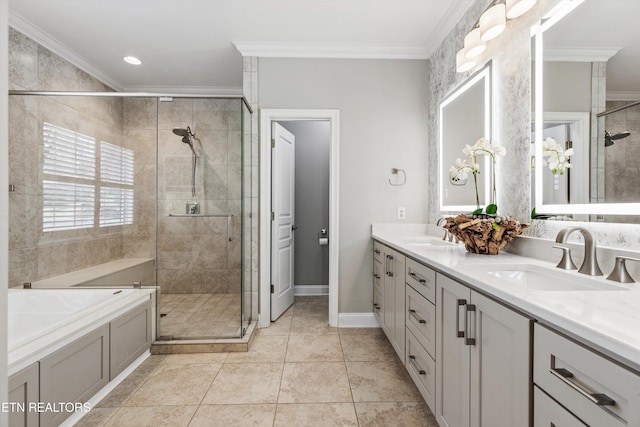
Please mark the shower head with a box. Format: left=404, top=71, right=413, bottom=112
left=605, top=130, right=631, bottom=147
left=172, top=126, right=197, bottom=155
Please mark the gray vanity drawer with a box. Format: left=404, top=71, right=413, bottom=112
left=373, top=289, right=383, bottom=323
left=534, top=386, right=586, bottom=427
left=405, top=285, right=436, bottom=358
left=534, top=324, right=640, bottom=427
left=373, top=259, right=383, bottom=295
left=405, top=258, right=436, bottom=304
left=406, top=327, right=436, bottom=410
left=373, top=241, right=383, bottom=263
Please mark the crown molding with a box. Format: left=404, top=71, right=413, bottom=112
left=9, top=11, right=124, bottom=91
left=422, top=0, right=474, bottom=59
left=607, top=91, right=640, bottom=102
left=121, top=85, right=243, bottom=96
left=544, top=46, right=621, bottom=62
left=233, top=41, right=430, bottom=59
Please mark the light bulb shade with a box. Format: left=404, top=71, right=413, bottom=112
left=456, top=49, right=476, bottom=73
left=464, top=28, right=486, bottom=59
left=506, top=0, right=537, bottom=19
left=480, top=3, right=506, bottom=41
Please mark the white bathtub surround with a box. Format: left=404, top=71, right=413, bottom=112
left=8, top=288, right=156, bottom=375
left=372, top=223, right=640, bottom=373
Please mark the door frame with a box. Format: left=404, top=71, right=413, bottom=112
left=259, top=109, right=340, bottom=328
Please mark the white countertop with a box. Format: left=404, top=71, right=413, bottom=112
left=372, top=224, right=640, bottom=373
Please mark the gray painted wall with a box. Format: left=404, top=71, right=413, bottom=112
left=260, top=58, right=430, bottom=313
left=279, top=120, right=330, bottom=289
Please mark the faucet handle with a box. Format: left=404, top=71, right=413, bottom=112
left=553, top=245, right=577, bottom=270
left=606, top=256, right=640, bottom=283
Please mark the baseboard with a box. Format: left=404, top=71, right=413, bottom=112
left=338, top=312, right=381, bottom=328
left=294, top=285, right=329, bottom=296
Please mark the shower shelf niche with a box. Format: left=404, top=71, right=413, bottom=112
left=168, top=213, right=234, bottom=241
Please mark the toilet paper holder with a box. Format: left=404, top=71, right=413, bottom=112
left=318, top=229, right=329, bottom=246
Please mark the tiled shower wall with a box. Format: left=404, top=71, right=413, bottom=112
left=156, top=98, right=242, bottom=294
left=7, top=28, right=156, bottom=288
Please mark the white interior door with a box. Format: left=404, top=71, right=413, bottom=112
left=271, top=122, right=296, bottom=320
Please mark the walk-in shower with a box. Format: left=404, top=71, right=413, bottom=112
left=172, top=126, right=200, bottom=214
left=7, top=90, right=256, bottom=343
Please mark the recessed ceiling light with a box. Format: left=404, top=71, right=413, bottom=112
left=123, top=56, right=142, bottom=65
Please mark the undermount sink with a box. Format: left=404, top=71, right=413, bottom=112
left=486, top=264, right=628, bottom=292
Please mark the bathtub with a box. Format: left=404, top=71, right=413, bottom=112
left=8, top=288, right=156, bottom=375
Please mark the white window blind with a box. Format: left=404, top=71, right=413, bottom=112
left=43, top=122, right=95, bottom=179
left=99, top=141, right=134, bottom=227
left=101, top=141, right=134, bottom=185
left=100, top=187, right=134, bottom=227
left=43, top=181, right=95, bottom=231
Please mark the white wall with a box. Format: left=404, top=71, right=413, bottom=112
left=279, top=120, right=330, bottom=289
left=1, top=0, right=11, bottom=415
left=260, top=58, right=429, bottom=313
left=543, top=62, right=591, bottom=112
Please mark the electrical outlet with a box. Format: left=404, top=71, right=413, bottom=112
left=397, top=207, right=406, bottom=220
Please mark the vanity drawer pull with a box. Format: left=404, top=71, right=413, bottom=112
left=373, top=274, right=380, bottom=279
left=550, top=366, right=616, bottom=406
left=408, top=355, right=427, bottom=376
left=409, top=309, right=427, bottom=324
left=409, top=271, right=428, bottom=284
left=456, top=299, right=466, bottom=338
left=374, top=249, right=381, bottom=255
left=373, top=304, right=380, bottom=310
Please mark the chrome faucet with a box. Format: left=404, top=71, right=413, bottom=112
left=555, top=227, right=603, bottom=276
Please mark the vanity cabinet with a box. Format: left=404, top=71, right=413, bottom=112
left=405, top=258, right=437, bottom=410
left=534, top=324, right=640, bottom=427
left=376, top=242, right=406, bottom=361
left=436, top=273, right=531, bottom=427
left=372, top=242, right=384, bottom=325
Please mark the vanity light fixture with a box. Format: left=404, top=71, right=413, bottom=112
left=123, top=56, right=143, bottom=66
left=480, top=3, right=507, bottom=41
left=506, top=0, right=537, bottom=19
left=456, top=49, right=476, bottom=73
left=464, top=28, right=486, bottom=58
left=456, top=0, right=538, bottom=73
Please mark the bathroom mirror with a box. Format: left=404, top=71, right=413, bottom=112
left=532, top=0, right=640, bottom=221
left=439, top=63, right=492, bottom=212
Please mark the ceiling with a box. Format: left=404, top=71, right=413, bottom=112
left=9, top=0, right=472, bottom=94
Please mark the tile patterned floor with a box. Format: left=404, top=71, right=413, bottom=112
left=160, top=293, right=242, bottom=339
left=77, top=296, right=438, bottom=426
